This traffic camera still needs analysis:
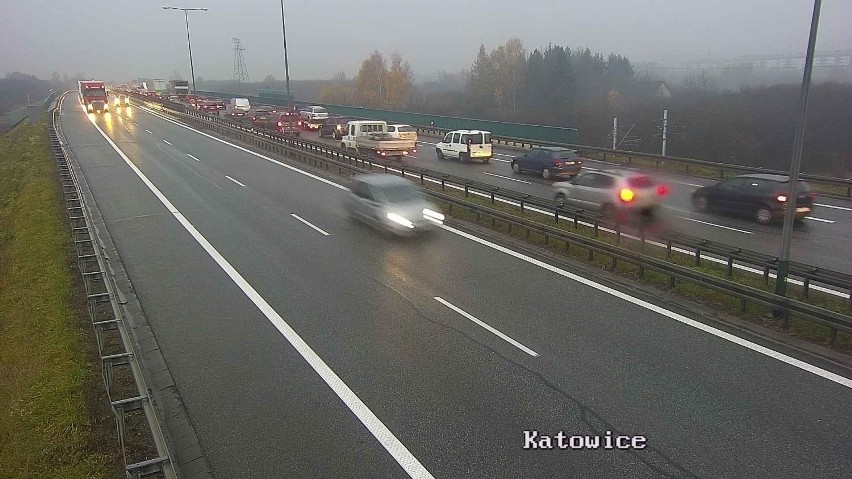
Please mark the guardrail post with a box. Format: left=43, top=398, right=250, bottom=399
left=695, top=248, right=701, bottom=266
left=727, top=256, right=735, bottom=276
left=490, top=191, right=495, bottom=205
left=520, top=200, right=524, bottom=212
left=441, top=178, right=445, bottom=191
left=464, top=185, right=469, bottom=197
left=615, top=224, right=621, bottom=244
left=593, top=219, right=599, bottom=237
left=666, top=239, right=673, bottom=259
left=802, top=277, right=810, bottom=299
left=420, top=173, right=424, bottom=185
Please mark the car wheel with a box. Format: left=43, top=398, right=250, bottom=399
left=341, top=143, right=347, bottom=150
left=482, top=158, right=490, bottom=164
left=511, top=162, right=521, bottom=174
left=436, top=148, right=445, bottom=160
left=555, top=193, right=566, bottom=207
left=542, top=168, right=552, bottom=180
left=755, top=206, right=773, bottom=225
left=458, top=152, right=467, bottom=163
left=693, top=195, right=709, bottom=212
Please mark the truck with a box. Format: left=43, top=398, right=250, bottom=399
left=78, top=80, right=108, bottom=113
left=143, top=79, right=168, bottom=95
left=341, top=121, right=417, bottom=159
left=168, top=80, right=190, bottom=99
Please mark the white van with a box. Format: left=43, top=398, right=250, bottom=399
left=230, top=98, right=251, bottom=112
left=435, top=130, right=492, bottom=163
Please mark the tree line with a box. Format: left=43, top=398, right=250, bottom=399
left=312, top=39, right=850, bottom=177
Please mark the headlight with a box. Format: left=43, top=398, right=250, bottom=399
left=386, top=212, right=414, bottom=229
left=422, top=209, right=445, bottom=223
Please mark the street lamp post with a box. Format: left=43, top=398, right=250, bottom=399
left=280, top=0, right=292, bottom=109
left=774, top=0, right=822, bottom=324
left=163, top=6, right=208, bottom=93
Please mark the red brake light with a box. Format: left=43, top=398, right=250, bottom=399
left=619, top=188, right=636, bottom=202
left=277, top=121, right=282, bottom=127
left=656, top=184, right=669, bottom=196
left=553, top=160, right=563, bottom=167
left=776, top=195, right=788, bottom=203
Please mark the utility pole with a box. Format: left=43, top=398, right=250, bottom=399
left=661, top=109, right=668, bottom=156
left=280, top=0, right=292, bottom=109
left=612, top=117, right=618, bottom=150
left=774, top=0, right=822, bottom=316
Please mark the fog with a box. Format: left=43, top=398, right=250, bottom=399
left=1, top=0, right=849, bottom=82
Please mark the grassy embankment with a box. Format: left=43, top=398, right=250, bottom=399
left=0, top=120, right=119, bottom=478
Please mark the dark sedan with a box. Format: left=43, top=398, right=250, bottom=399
left=691, top=174, right=816, bottom=225
left=511, top=147, right=585, bottom=180
left=319, top=116, right=351, bottom=140
left=249, top=108, right=273, bottom=129
left=268, top=112, right=301, bottom=137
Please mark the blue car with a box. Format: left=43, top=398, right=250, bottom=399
left=511, top=147, right=585, bottom=180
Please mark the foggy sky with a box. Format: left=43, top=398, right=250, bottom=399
left=2, top=0, right=850, bottom=83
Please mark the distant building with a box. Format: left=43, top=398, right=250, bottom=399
left=684, top=49, right=851, bottom=70
left=634, top=80, right=672, bottom=99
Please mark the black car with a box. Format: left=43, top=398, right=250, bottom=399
left=511, top=147, right=586, bottom=179
left=319, top=116, right=350, bottom=140
left=691, top=174, right=816, bottom=225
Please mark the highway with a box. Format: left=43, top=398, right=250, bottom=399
left=60, top=96, right=852, bottom=478
left=304, top=128, right=852, bottom=273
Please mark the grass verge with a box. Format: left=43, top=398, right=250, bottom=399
left=0, top=120, right=120, bottom=478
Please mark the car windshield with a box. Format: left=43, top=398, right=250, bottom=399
left=556, top=150, right=578, bottom=159
left=315, top=107, right=327, bottom=113
left=379, top=185, right=422, bottom=203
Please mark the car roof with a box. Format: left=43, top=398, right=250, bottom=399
left=736, top=174, right=790, bottom=182
left=448, top=129, right=490, bottom=134
left=536, top=146, right=573, bottom=152
left=389, top=123, right=411, bottom=127
left=354, top=174, right=414, bottom=188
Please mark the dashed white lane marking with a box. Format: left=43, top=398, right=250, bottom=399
left=145, top=129, right=152, bottom=134
left=162, top=139, right=172, bottom=145
left=804, top=217, right=835, bottom=223
left=678, top=217, right=754, bottom=234
left=187, top=154, right=200, bottom=162
left=434, top=297, right=539, bottom=357
left=291, top=214, right=330, bottom=236
left=484, top=172, right=531, bottom=184
left=815, top=203, right=851, bottom=211
left=225, top=175, right=246, bottom=187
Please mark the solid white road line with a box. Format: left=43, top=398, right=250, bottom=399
left=291, top=214, right=330, bottom=236
left=815, top=203, right=852, bottom=211
left=82, top=109, right=436, bottom=479
left=135, top=103, right=850, bottom=300
left=483, top=172, right=531, bottom=184
left=437, top=224, right=852, bottom=389
left=434, top=297, right=539, bottom=357
left=145, top=129, right=152, bottom=134
left=187, top=154, right=200, bottom=162
left=225, top=175, right=246, bottom=187
left=804, top=217, right=835, bottom=223
left=678, top=217, right=754, bottom=234
left=162, top=139, right=172, bottom=145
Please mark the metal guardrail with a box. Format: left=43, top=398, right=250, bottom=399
left=191, top=90, right=852, bottom=198
left=133, top=95, right=852, bottom=343
left=50, top=97, right=177, bottom=479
